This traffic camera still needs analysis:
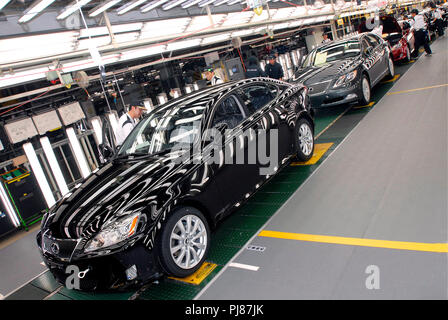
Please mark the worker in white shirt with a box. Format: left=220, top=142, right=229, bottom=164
left=322, top=33, right=332, bottom=44
left=203, top=66, right=224, bottom=86
left=410, top=9, right=433, bottom=56
left=116, top=100, right=146, bottom=145
left=432, top=6, right=445, bottom=36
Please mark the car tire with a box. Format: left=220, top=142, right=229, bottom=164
left=403, top=45, right=411, bottom=62
left=385, top=55, right=395, bottom=79
left=358, top=74, right=371, bottom=106
left=294, top=117, right=314, bottom=162
left=156, top=207, right=210, bottom=278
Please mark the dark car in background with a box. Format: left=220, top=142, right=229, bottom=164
left=380, top=15, right=415, bottom=62
left=37, top=78, right=314, bottom=291
left=293, top=33, right=394, bottom=109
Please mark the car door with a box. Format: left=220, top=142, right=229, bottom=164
left=203, top=93, right=260, bottom=216
left=237, top=83, right=293, bottom=166
left=364, top=34, right=388, bottom=85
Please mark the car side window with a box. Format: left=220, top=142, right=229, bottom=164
left=238, top=84, right=275, bottom=115
left=361, top=38, right=372, bottom=55
left=366, top=34, right=380, bottom=47
left=211, top=95, right=245, bottom=130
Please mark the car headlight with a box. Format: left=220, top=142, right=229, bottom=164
left=84, top=213, right=140, bottom=252
left=333, top=70, right=357, bottom=88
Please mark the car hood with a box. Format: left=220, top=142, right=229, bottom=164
left=293, top=58, right=361, bottom=86
left=42, top=152, right=188, bottom=240
left=380, top=16, right=403, bottom=35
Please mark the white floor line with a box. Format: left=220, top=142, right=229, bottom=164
left=228, top=262, right=260, bottom=271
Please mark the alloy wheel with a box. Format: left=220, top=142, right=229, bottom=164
left=169, top=215, right=207, bottom=270
left=362, top=77, right=371, bottom=102
left=298, top=123, right=313, bottom=156
left=388, top=57, right=395, bottom=77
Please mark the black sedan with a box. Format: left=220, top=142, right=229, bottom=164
left=293, top=33, right=395, bottom=109
left=37, top=78, right=314, bottom=290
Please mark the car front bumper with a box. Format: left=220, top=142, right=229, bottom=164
left=37, top=230, right=161, bottom=291
left=308, top=83, right=360, bottom=109
left=391, top=47, right=407, bottom=61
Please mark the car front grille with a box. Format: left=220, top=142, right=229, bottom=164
left=307, top=80, right=331, bottom=95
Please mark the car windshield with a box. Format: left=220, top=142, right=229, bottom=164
left=117, top=104, right=206, bottom=157
left=302, top=40, right=361, bottom=67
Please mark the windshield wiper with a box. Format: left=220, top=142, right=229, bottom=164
left=113, top=149, right=171, bottom=162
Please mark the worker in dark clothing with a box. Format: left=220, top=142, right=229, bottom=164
left=358, top=17, right=369, bottom=33
left=245, top=56, right=266, bottom=78
left=265, top=55, right=284, bottom=81
left=410, top=9, right=433, bottom=56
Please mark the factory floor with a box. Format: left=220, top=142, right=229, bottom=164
left=1, top=35, right=447, bottom=300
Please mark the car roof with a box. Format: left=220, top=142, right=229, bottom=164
left=144, top=78, right=291, bottom=115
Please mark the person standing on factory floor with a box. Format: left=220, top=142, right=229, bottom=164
left=245, top=56, right=266, bottom=78
left=432, top=5, right=444, bottom=36
left=410, top=9, right=433, bottom=56
left=116, top=100, right=146, bottom=146
left=204, top=66, right=224, bottom=86
left=265, top=55, right=284, bottom=81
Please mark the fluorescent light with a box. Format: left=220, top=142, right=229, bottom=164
left=0, top=0, right=12, bottom=11
left=89, top=0, right=122, bottom=17
left=227, top=0, right=243, bottom=4
left=273, top=22, right=290, bottom=30
left=0, top=182, right=20, bottom=227
left=220, top=11, right=253, bottom=27
left=90, top=117, right=103, bottom=144
left=201, top=33, right=230, bottom=44
left=162, top=0, right=187, bottom=9
left=23, top=142, right=56, bottom=208
left=198, top=0, right=217, bottom=7
left=140, top=17, right=190, bottom=38
left=272, top=7, right=295, bottom=20
left=117, top=0, right=147, bottom=14
left=232, top=29, right=255, bottom=37
left=57, top=0, right=93, bottom=20
left=79, top=23, right=142, bottom=37
left=0, top=66, right=50, bottom=89
left=19, top=0, right=56, bottom=23
left=40, top=136, right=69, bottom=196
left=185, top=14, right=226, bottom=32
left=120, top=45, right=166, bottom=60
left=166, top=39, right=201, bottom=51
left=141, top=0, right=169, bottom=12
left=214, top=0, right=228, bottom=5
left=181, top=0, right=202, bottom=8
left=66, top=127, right=91, bottom=179
left=107, top=112, right=119, bottom=143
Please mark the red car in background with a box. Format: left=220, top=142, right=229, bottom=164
left=380, top=16, right=415, bottom=62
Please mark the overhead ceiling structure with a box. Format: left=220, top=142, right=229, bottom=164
left=0, top=0, right=428, bottom=90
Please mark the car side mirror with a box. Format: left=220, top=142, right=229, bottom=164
left=99, top=143, right=115, bottom=162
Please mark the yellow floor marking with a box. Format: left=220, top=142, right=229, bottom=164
left=405, top=59, right=415, bottom=64
left=387, top=83, right=448, bottom=95
left=168, top=262, right=217, bottom=285
left=381, top=74, right=400, bottom=84
left=258, top=230, right=448, bottom=253
left=353, top=101, right=375, bottom=109
left=291, top=143, right=334, bottom=166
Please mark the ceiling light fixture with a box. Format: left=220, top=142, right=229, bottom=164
left=181, top=0, right=202, bottom=8
left=89, top=0, right=122, bottom=17
left=117, top=0, right=147, bottom=14
left=162, top=0, right=187, bottom=10
left=0, top=0, right=12, bottom=11
left=19, top=0, right=56, bottom=23
left=57, top=0, right=93, bottom=20
left=141, top=0, right=170, bottom=12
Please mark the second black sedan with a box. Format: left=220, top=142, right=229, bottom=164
left=37, top=78, right=313, bottom=291
left=293, top=32, right=395, bottom=109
